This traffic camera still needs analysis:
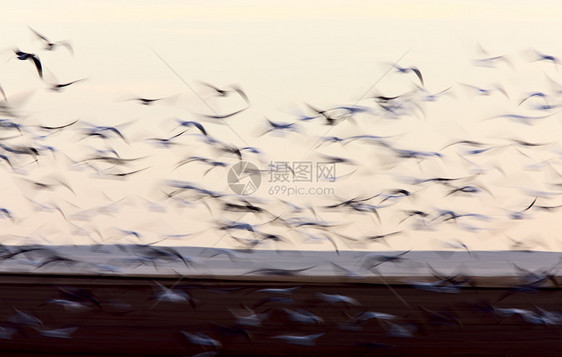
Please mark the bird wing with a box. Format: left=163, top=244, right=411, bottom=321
left=411, top=67, right=424, bottom=86
left=28, top=26, right=49, bottom=42
left=30, top=55, right=43, bottom=78
left=57, top=41, right=74, bottom=55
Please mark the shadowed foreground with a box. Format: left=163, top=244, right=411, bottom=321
left=0, top=274, right=559, bottom=356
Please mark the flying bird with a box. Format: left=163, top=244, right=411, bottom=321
left=28, top=26, right=73, bottom=54
left=260, top=118, right=300, bottom=136
left=176, top=119, right=208, bottom=135
left=200, top=107, right=248, bottom=120
left=393, top=64, right=424, bottom=86
left=283, top=308, right=324, bottom=324
left=13, top=49, right=42, bottom=78
left=271, top=333, right=324, bottom=346
left=181, top=331, right=222, bottom=348
left=460, top=83, right=508, bottom=98
left=146, top=130, right=187, bottom=148
left=316, top=292, right=361, bottom=306
left=32, top=326, right=78, bottom=339
left=199, top=81, right=250, bottom=104
left=126, top=95, right=178, bottom=106
left=48, top=78, right=86, bottom=92
left=529, top=49, right=560, bottom=70
left=37, top=119, right=79, bottom=131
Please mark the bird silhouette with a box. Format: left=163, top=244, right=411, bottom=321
left=13, top=49, right=42, bottom=78
left=28, top=26, right=73, bottom=54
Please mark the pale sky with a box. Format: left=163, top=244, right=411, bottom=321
left=0, top=1, right=562, bottom=252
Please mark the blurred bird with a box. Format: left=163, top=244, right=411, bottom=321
left=151, top=281, right=195, bottom=308
left=28, top=26, right=73, bottom=54
left=260, top=118, right=300, bottom=136
left=529, top=49, right=560, bottom=70
left=393, top=64, right=424, bottom=86
left=48, top=78, right=86, bottom=92
left=199, top=81, right=250, bottom=105
left=13, top=49, right=42, bottom=78
left=316, top=292, right=360, bottom=306
left=32, top=326, right=78, bottom=339
left=181, top=331, right=222, bottom=348
left=176, top=119, right=208, bottom=135
left=283, top=308, right=323, bottom=324
left=271, top=333, right=324, bottom=346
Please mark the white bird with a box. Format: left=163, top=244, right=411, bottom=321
left=181, top=331, right=222, bottom=348
left=229, top=305, right=269, bottom=327
left=316, top=292, right=360, bottom=306
left=44, top=298, right=92, bottom=312
left=283, top=308, right=323, bottom=324
left=271, top=333, right=324, bottom=346
left=151, top=281, right=194, bottom=308
left=354, top=311, right=398, bottom=322
left=493, top=307, right=531, bottom=317
left=494, top=307, right=562, bottom=325
left=254, top=287, right=300, bottom=295
left=384, top=322, right=415, bottom=338
left=33, top=326, right=78, bottom=339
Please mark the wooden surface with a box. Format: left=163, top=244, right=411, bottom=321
left=0, top=273, right=559, bottom=356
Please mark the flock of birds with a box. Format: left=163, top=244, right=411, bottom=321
left=0, top=27, right=561, bottom=272
left=0, top=27, right=561, bottom=354
left=0, top=273, right=559, bottom=352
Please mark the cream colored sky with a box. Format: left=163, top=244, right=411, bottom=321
left=4, top=1, right=562, bottom=22
left=2, top=1, right=562, bottom=109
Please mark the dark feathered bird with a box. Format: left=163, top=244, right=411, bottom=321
left=393, top=64, right=424, bottom=86
left=201, top=107, right=247, bottom=120
left=176, top=119, right=207, bottom=135
left=13, top=49, right=42, bottom=78
left=49, top=79, right=86, bottom=92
